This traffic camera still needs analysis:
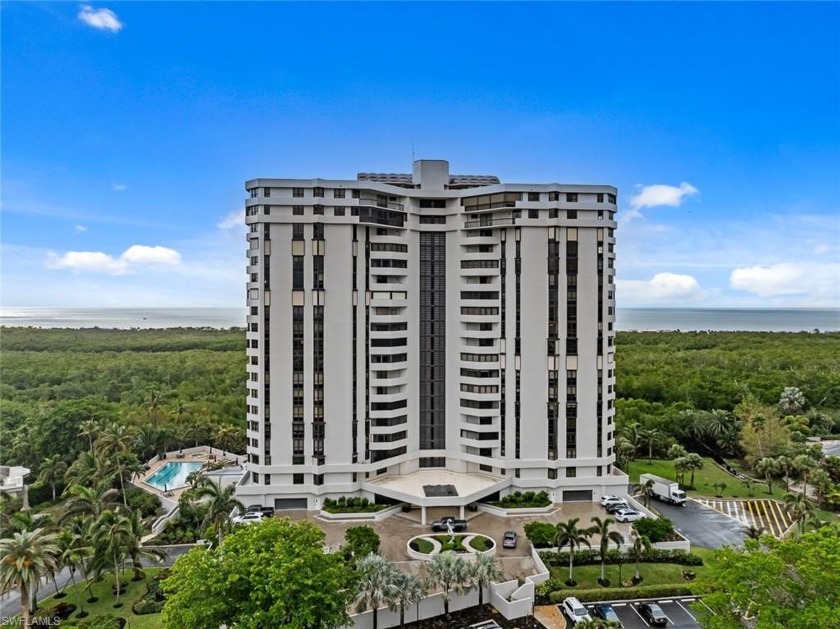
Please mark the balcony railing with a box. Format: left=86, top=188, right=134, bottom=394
left=464, top=217, right=516, bottom=229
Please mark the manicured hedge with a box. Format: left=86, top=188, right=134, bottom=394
left=539, top=583, right=701, bottom=604
left=489, top=490, right=551, bottom=508
left=60, top=614, right=126, bottom=629
left=322, top=496, right=388, bottom=513
left=539, top=548, right=704, bottom=567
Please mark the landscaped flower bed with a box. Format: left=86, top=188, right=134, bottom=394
left=322, top=496, right=389, bottom=513
left=487, top=490, right=551, bottom=508
left=407, top=533, right=495, bottom=558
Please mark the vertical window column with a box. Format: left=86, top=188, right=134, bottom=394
left=351, top=225, right=358, bottom=464
left=420, top=232, right=446, bottom=450
left=313, top=305, right=324, bottom=464
left=514, top=234, right=521, bottom=459
left=499, top=235, right=506, bottom=457
left=292, top=305, right=305, bottom=464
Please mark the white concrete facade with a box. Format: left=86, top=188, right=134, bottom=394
left=238, top=160, right=627, bottom=511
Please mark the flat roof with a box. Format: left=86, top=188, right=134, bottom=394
left=365, top=469, right=504, bottom=505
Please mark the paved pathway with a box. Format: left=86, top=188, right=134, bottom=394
left=534, top=604, right=566, bottom=629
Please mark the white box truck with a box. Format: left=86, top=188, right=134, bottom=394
left=640, top=473, right=687, bottom=506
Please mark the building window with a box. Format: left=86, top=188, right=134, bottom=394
left=548, top=192, right=560, bottom=201
left=313, top=187, right=324, bottom=198
left=252, top=472, right=260, bottom=483
left=293, top=474, right=304, bottom=485
left=313, top=205, right=324, bottom=216
left=334, top=206, right=346, bottom=216
left=419, top=215, right=446, bottom=224
left=313, top=223, right=325, bottom=240
left=292, top=205, right=304, bottom=216
left=528, top=192, right=540, bottom=202
left=566, top=467, right=577, bottom=478
left=549, top=208, right=558, bottom=219
left=597, top=193, right=604, bottom=203
left=292, top=188, right=304, bottom=198
left=548, top=468, right=557, bottom=480
left=567, top=210, right=577, bottom=219
left=333, top=189, right=345, bottom=198
left=264, top=474, right=271, bottom=484
left=528, top=209, right=539, bottom=219
left=608, top=193, right=616, bottom=204
left=313, top=474, right=324, bottom=486
left=566, top=193, right=578, bottom=202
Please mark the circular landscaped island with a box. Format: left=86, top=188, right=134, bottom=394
left=407, top=533, right=496, bottom=561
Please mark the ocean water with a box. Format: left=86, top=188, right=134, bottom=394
left=0, top=307, right=837, bottom=332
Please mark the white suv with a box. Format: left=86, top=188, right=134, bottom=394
left=601, top=496, right=629, bottom=508
left=231, top=512, right=264, bottom=525
left=561, top=597, right=592, bottom=625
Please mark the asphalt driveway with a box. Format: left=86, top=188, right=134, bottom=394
left=652, top=499, right=747, bottom=548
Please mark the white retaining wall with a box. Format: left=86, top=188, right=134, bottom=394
left=477, top=503, right=556, bottom=518
left=351, top=587, right=480, bottom=629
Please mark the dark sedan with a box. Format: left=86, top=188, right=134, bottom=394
left=591, top=604, right=623, bottom=627
left=639, top=602, right=668, bottom=626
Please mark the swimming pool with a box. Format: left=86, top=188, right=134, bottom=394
left=145, top=462, right=203, bottom=491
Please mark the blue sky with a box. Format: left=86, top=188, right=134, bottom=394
left=2, top=2, right=838, bottom=309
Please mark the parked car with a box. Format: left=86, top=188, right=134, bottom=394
left=502, top=531, right=518, bottom=548
left=615, top=509, right=646, bottom=523
left=639, top=602, right=668, bottom=626
left=232, top=512, right=264, bottom=525
left=591, top=603, right=623, bottom=627
left=600, top=495, right=627, bottom=506
left=431, top=517, right=468, bottom=532
left=605, top=501, right=630, bottom=514
left=245, top=504, right=275, bottom=517
left=561, top=597, right=592, bottom=625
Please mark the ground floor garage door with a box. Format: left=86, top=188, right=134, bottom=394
left=562, top=490, right=593, bottom=502
left=274, top=498, right=308, bottom=510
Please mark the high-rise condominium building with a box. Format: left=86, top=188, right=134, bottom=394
left=239, top=160, right=627, bottom=520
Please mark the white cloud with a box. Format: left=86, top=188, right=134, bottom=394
left=47, top=251, right=128, bottom=274
left=121, top=245, right=181, bottom=265
left=74, top=225, right=88, bottom=233
left=617, top=272, right=709, bottom=306
left=46, top=244, right=181, bottom=275
left=112, top=183, right=127, bottom=192
left=78, top=5, right=123, bottom=32
left=730, top=262, right=840, bottom=301
left=217, top=209, right=244, bottom=230
left=622, top=182, right=699, bottom=222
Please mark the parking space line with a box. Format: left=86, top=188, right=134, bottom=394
left=630, top=603, right=647, bottom=623
left=677, top=599, right=698, bottom=622
left=766, top=500, right=784, bottom=536
left=746, top=499, right=759, bottom=527
left=773, top=500, right=793, bottom=530
left=697, top=598, right=715, bottom=614
left=726, top=501, right=735, bottom=518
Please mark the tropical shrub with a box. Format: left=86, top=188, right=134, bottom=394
left=524, top=521, right=556, bottom=548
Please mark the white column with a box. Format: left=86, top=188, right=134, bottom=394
left=459, top=504, right=465, bottom=519
left=421, top=505, right=427, bottom=525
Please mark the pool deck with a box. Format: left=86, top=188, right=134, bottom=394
left=136, top=445, right=246, bottom=500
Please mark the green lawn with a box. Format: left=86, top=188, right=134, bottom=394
left=35, top=568, right=163, bottom=629
left=626, top=457, right=790, bottom=500
left=549, top=559, right=710, bottom=589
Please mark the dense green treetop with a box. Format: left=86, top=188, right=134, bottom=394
left=162, top=518, right=357, bottom=629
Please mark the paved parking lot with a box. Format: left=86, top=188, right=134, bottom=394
left=581, top=597, right=710, bottom=628
left=694, top=498, right=794, bottom=538
left=653, top=499, right=747, bottom=548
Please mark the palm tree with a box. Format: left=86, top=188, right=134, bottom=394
left=4, top=511, right=53, bottom=535
left=96, top=422, right=135, bottom=458
left=774, top=455, right=792, bottom=492
left=38, top=455, right=68, bottom=502
left=554, top=518, right=593, bottom=586
left=56, top=529, right=92, bottom=617
left=784, top=492, right=817, bottom=534
left=683, top=453, right=704, bottom=489
left=809, top=468, right=833, bottom=506
left=214, top=424, right=241, bottom=453
left=590, top=516, right=624, bottom=586
left=191, top=477, right=244, bottom=545
left=470, top=552, right=503, bottom=606
left=134, top=425, right=161, bottom=461
left=792, top=454, right=816, bottom=496
left=779, top=387, right=806, bottom=416
left=61, top=481, right=119, bottom=521
left=425, top=551, right=472, bottom=619
left=641, top=479, right=655, bottom=508
left=78, top=419, right=102, bottom=453
left=91, top=510, right=133, bottom=607
left=615, top=437, right=636, bottom=470
left=355, top=553, right=397, bottom=629
left=667, top=444, right=688, bottom=461
left=146, top=389, right=164, bottom=426
left=673, top=457, right=688, bottom=487
left=0, top=528, right=60, bottom=628
left=741, top=477, right=756, bottom=497
left=384, top=570, right=426, bottom=628
left=110, top=452, right=143, bottom=508
left=65, top=450, right=110, bottom=487
left=754, top=457, right=776, bottom=494
left=630, top=532, right=652, bottom=583
left=125, top=510, right=166, bottom=580
left=640, top=429, right=660, bottom=464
